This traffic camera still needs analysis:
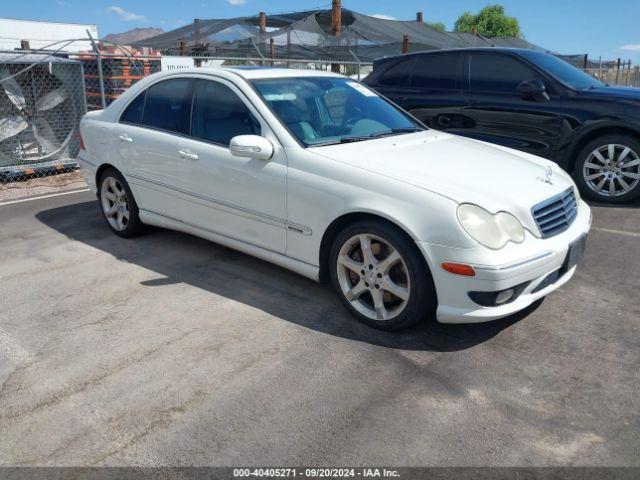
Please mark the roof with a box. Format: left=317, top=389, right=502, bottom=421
left=133, top=8, right=562, bottom=63
left=225, top=67, right=341, bottom=79
left=374, top=47, right=556, bottom=63
left=147, top=66, right=343, bottom=81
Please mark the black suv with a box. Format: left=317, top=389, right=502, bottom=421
left=363, top=48, right=640, bottom=203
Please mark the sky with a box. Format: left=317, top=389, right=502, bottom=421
left=2, top=0, right=639, bottom=62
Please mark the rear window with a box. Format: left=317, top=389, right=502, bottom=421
left=378, top=58, right=415, bottom=87
left=120, top=90, right=146, bottom=124
left=141, top=78, right=195, bottom=134
left=411, top=53, right=462, bottom=90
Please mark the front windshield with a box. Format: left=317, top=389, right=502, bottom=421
left=519, top=50, right=606, bottom=90
left=251, top=76, right=425, bottom=146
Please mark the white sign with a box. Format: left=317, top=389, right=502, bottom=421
left=346, top=81, right=378, bottom=97
left=0, top=18, right=98, bottom=52
left=161, top=57, right=194, bottom=71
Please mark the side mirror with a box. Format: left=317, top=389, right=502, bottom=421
left=516, top=79, right=549, bottom=101
left=230, top=135, right=274, bottom=161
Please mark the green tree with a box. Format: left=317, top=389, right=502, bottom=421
left=426, top=21, right=446, bottom=33
left=454, top=4, right=522, bottom=38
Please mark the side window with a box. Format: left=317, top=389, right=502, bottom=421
left=141, top=78, right=194, bottom=134
left=469, top=53, right=538, bottom=93
left=191, top=80, right=260, bottom=146
left=379, top=58, right=416, bottom=87
left=120, top=90, right=146, bottom=124
left=411, top=53, right=462, bottom=90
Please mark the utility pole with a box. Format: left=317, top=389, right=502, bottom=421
left=270, top=37, right=275, bottom=66
left=331, top=0, right=342, bottom=73
left=259, top=11, right=266, bottom=43
left=194, top=18, right=202, bottom=67
left=258, top=11, right=267, bottom=65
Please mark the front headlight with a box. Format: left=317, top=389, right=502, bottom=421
left=457, top=204, right=526, bottom=250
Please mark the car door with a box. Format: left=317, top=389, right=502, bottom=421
left=116, top=77, right=195, bottom=221
left=174, top=77, right=287, bottom=254
left=460, top=51, right=564, bottom=158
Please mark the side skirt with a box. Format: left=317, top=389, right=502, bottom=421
left=139, top=209, right=320, bottom=282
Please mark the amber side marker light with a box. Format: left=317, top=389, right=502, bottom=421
left=441, top=262, right=476, bottom=277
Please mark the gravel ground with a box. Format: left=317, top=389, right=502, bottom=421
left=0, top=170, right=86, bottom=202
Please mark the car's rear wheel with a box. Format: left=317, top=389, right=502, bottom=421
left=574, top=134, right=640, bottom=203
left=329, top=220, right=437, bottom=331
left=98, top=168, right=143, bottom=238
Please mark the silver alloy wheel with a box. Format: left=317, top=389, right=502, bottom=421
left=583, top=143, right=640, bottom=197
left=336, top=233, right=411, bottom=321
left=100, top=176, right=130, bottom=231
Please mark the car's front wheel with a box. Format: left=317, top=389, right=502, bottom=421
left=574, top=134, right=640, bottom=203
left=98, top=168, right=143, bottom=238
left=329, top=220, right=437, bottom=331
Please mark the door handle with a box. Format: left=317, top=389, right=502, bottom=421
left=118, top=134, right=133, bottom=143
left=178, top=150, right=199, bottom=160
left=438, top=115, right=452, bottom=128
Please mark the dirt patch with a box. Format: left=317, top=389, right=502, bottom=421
left=0, top=171, right=87, bottom=202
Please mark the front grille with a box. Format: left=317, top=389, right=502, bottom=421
left=532, top=188, right=578, bottom=238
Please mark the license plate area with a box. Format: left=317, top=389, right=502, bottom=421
left=561, top=234, right=587, bottom=274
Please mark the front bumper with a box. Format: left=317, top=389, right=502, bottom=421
left=418, top=199, right=592, bottom=324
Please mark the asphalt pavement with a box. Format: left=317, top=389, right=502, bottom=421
left=0, top=190, right=638, bottom=466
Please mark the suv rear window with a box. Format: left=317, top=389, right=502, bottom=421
left=411, top=53, right=462, bottom=90
left=378, top=58, right=415, bottom=86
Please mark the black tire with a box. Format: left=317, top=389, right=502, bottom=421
left=97, top=167, right=144, bottom=238
left=573, top=134, right=640, bottom=204
left=329, top=219, right=437, bottom=331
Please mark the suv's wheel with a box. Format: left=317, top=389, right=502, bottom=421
left=574, top=134, right=640, bottom=203
left=329, top=220, right=437, bottom=331
left=98, top=168, right=143, bottom=238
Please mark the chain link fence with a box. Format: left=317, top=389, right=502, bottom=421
left=584, top=62, right=640, bottom=88
left=0, top=52, right=86, bottom=197
left=0, top=43, right=373, bottom=199
left=0, top=34, right=637, bottom=200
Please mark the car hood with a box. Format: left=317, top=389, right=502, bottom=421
left=579, top=85, right=640, bottom=101
left=311, top=131, right=576, bottom=234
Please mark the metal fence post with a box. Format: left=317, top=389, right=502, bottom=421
left=598, top=56, right=602, bottom=80
left=87, top=30, right=106, bottom=109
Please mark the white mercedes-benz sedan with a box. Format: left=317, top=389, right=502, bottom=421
left=78, top=67, right=591, bottom=330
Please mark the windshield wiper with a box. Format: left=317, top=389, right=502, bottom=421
left=338, top=127, right=424, bottom=144
left=309, top=127, right=424, bottom=147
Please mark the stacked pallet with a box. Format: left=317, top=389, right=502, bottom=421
left=80, top=47, right=161, bottom=110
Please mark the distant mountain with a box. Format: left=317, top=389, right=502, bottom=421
left=103, top=28, right=164, bottom=46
